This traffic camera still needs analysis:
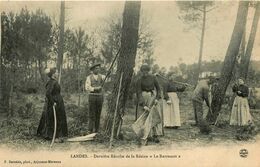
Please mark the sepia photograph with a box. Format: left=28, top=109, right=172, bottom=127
left=0, top=0, right=260, bottom=166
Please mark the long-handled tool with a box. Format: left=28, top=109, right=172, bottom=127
left=50, top=104, right=57, bottom=148
left=135, top=97, right=139, bottom=121
left=101, top=48, right=121, bottom=88
left=160, top=99, right=165, bottom=135
left=109, top=72, right=124, bottom=149
left=155, top=73, right=193, bottom=87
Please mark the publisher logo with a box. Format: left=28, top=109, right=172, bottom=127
left=239, top=149, right=248, bottom=158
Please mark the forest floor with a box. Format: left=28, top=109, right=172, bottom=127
left=0, top=92, right=260, bottom=152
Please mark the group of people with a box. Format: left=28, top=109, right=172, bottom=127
left=36, top=63, right=253, bottom=146
left=132, top=63, right=253, bottom=145
left=37, top=63, right=105, bottom=142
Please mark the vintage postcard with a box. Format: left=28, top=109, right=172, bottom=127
left=0, top=1, right=260, bottom=167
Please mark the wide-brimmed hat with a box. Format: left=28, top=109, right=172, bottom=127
left=90, top=63, right=101, bottom=71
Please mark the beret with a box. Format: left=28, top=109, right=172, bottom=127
left=90, top=63, right=101, bottom=71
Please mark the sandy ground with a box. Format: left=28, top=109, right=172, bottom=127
left=1, top=93, right=260, bottom=167
left=0, top=93, right=259, bottom=152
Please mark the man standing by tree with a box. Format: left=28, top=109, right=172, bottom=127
left=85, top=63, right=105, bottom=134
left=192, top=77, right=215, bottom=134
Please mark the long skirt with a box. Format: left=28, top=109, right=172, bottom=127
left=37, top=96, right=68, bottom=139
left=163, top=92, right=181, bottom=127
left=230, top=96, right=252, bottom=126
left=132, top=92, right=163, bottom=140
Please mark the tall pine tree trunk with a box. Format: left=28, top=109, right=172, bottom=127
left=208, top=1, right=249, bottom=122
left=233, top=26, right=246, bottom=80
left=0, top=14, right=2, bottom=112
left=196, top=4, right=207, bottom=82
left=104, top=1, right=141, bottom=136
left=240, top=2, right=260, bottom=80
left=57, top=1, right=65, bottom=84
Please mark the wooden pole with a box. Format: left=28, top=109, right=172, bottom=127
left=101, top=48, right=121, bottom=88
left=156, top=73, right=193, bottom=87
left=109, top=72, right=123, bottom=149
left=135, top=100, right=139, bottom=121
left=116, top=116, right=123, bottom=138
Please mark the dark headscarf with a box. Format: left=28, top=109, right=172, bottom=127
left=47, top=67, right=57, bottom=78
left=140, top=64, right=150, bottom=72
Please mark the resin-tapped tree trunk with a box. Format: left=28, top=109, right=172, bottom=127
left=207, top=1, right=249, bottom=122
left=104, top=1, right=141, bottom=137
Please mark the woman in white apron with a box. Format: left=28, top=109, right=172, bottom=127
left=230, top=78, right=252, bottom=126
left=162, top=75, right=186, bottom=128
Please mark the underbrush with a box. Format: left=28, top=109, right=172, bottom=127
left=0, top=116, right=38, bottom=141
left=0, top=94, right=91, bottom=142
left=236, top=122, right=258, bottom=141
left=66, top=102, right=89, bottom=137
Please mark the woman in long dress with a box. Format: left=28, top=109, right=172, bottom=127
left=162, top=75, right=186, bottom=128
left=37, top=68, right=68, bottom=142
left=230, top=78, right=252, bottom=126
left=132, top=64, right=162, bottom=146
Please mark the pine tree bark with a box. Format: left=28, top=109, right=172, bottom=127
left=233, top=25, right=246, bottom=81
left=0, top=15, right=2, bottom=112
left=240, top=2, right=260, bottom=80
left=104, top=1, right=141, bottom=136
left=208, top=1, right=249, bottom=122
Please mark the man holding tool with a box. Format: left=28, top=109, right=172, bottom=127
left=85, top=63, right=105, bottom=133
